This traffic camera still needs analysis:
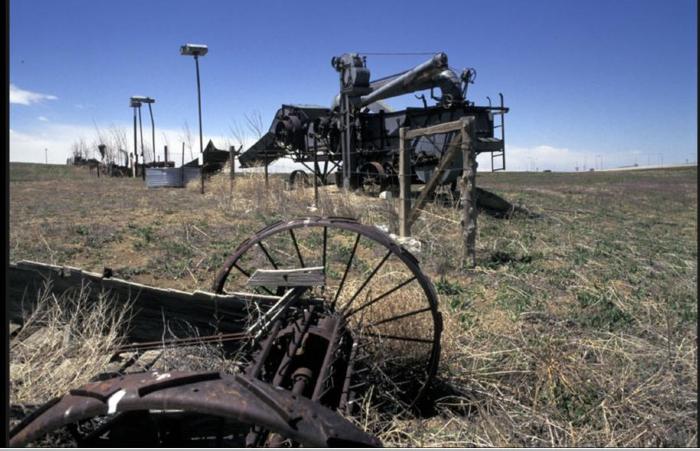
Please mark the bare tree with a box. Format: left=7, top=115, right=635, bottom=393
left=109, top=125, right=129, bottom=166
left=70, top=136, right=89, bottom=162
left=92, top=121, right=110, bottom=163
left=180, top=121, right=194, bottom=162
left=91, top=121, right=129, bottom=165
left=244, top=110, right=265, bottom=139
left=229, top=119, right=247, bottom=150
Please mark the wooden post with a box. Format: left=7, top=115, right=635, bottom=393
left=407, top=132, right=463, bottom=226
left=398, top=127, right=411, bottom=237
left=264, top=162, right=269, bottom=190
left=200, top=154, right=205, bottom=195
left=181, top=142, right=186, bottom=187
left=460, top=119, right=477, bottom=268
left=313, top=136, right=319, bottom=209
left=229, top=146, right=235, bottom=195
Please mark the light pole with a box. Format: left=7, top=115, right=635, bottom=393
left=45, top=148, right=48, bottom=164
left=130, top=98, right=142, bottom=178
left=130, top=97, right=149, bottom=180
left=180, top=43, right=208, bottom=194
left=132, top=96, right=156, bottom=165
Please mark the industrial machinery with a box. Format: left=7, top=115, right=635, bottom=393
left=10, top=218, right=442, bottom=447
left=239, top=52, right=508, bottom=191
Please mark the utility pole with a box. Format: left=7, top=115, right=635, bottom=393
left=180, top=43, right=208, bottom=194
left=130, top=98, right=139, bottom=178
left=44, top=148, right=48, bottom=164
left=138, top=105, right=145, bottom=180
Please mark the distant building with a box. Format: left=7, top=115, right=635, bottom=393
left=184, top=140, right=231, bottom=174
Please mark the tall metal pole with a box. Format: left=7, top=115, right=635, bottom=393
left=147, top=102, right=156, bottom=165
left=313, top=135, right=319, bottom=209
left=45, top=148, right=47, bottom=164
left=195, top=54, right=204, bottom=194
left=398, top=127, right=410, bottom=238
left=343, top=94, right=352, bottom=191
left=133, top=107, right=138, bottom=178
left=138, top=106, right=145, bottom=180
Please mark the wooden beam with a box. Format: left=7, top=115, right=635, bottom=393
left=405, top=119, right=465, bottom=140
left=460, top=121, right=477, bottom=268
left=247, top=266, right=325, bottom=288
left=408, top=132, right=463, bottom=226
left=8, top=261, right=258, bottom=343
left=398, top=127, right=411, bottom=237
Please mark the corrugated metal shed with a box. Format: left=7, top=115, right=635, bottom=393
left=146, top=167, right=201, bottom=188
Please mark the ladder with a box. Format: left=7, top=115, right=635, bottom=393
left=490, top=93, right=506, bottom=172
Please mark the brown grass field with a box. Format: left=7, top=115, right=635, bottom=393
left=9, top=162, right=698, bottom=446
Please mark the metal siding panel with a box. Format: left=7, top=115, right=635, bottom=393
left=145, top=167, right=202, bottom=188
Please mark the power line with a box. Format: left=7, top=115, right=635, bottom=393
left=355, top=52, right=439, bottom=56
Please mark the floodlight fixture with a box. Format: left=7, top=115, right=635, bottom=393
left=180, top=43, right=208, bottom=57
left=131, top=95, right=155, bottom=104
left=129, top=98, right=142, bottom=108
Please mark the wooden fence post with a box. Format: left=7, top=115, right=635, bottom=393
left=313, top=136, right=319, bottom=209
left=461, top=119, right=477, bottom=268
left=181, top=143, right=186, bottom=187
left=264, top=162, right=269, bottom=190
left=234, top=146, right=236, bottom=194
left=399, top=127, right=411, bottom=237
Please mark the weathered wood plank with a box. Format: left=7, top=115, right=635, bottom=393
left=247, top=266, right=325, bottom=287
left=404, top=118, right=465, bottom=140
left=461, top=122, right=478, bottom=268
left=408, top=133, right=464, bottom=226
left=8, top=261, right=260, bottom=344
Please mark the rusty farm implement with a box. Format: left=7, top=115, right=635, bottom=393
left=9, top=217, right=443, bottom=447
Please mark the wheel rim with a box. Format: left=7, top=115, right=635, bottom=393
left=212, top=217, right=442, bottom=409
left=357, top=162, right=386, bottom=194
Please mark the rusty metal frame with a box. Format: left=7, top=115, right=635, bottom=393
left=10, top=371, right=381, bottom=447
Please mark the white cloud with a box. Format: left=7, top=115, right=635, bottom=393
left=12, top=121, right=653, bottom=173
left=9, top=121, right=279, bottom=168
left=10, top=84, right=58, bottom=105
left=10, top=124, right=94, bottom=164
left=476, top=144, right=649, bottom=172
left=37, top=116, right=49, bottom=122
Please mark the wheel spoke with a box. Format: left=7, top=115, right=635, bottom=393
left=331, top=233, right=361, bottom=309
left=359, top=332, right=434, bottom=344
left=233, top=263, right=274, bottom=296
left=344, top=276, right=417, bottom=319
left=289, top=229, right=305, bottom=268
left=257, top=241, right=278, bottom=269
left=366, top=306, right=433, bottom=328
left=341, top=250, right=392, bottom=313
left=232, top=262, right=251, bottom=277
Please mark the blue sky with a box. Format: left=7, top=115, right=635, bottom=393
left=9, top=0, right=697, bottom=170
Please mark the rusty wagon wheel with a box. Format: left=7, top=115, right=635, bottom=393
left=212, top=217, right=442, bottom=410
left=356, top=162, right=388, bottom=194
left=9, top=372, right=381, bottom=447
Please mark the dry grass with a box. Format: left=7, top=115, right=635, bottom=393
left=9, top=162, right=698, bottom=447
left=10, top=280, right=131, bottom=405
